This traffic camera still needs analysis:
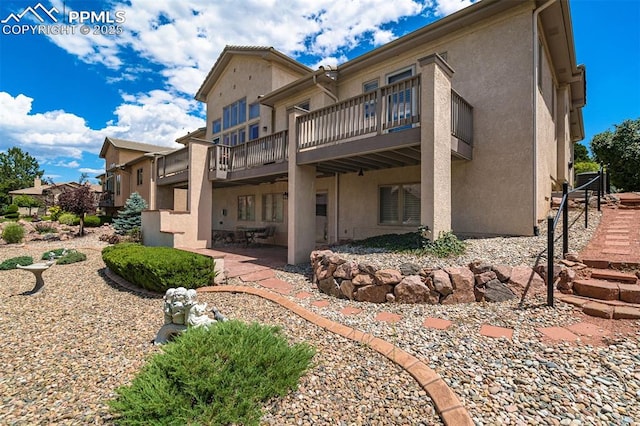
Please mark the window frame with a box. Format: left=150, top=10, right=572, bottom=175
left=212, top=119, right=221, bottom=134
left=136, top=168, right=143, bottom=186
left=378, top=183, right=421, bottom=226
left=222, top=98, right=247, bottom=130
left=261, top=193, right=284, bottom=222
left=237, top=194, right=255, bottom=221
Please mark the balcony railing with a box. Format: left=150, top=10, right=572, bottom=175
left=297, top=76, right=421, bottom=150
left=208, top=130, right=288, bottom=176
left=451, top=90, right=473, bottom=145
left=157, top=147, right=189, bottom=180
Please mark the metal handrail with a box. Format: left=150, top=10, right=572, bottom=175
left=546, top=169, right=604, bottom=306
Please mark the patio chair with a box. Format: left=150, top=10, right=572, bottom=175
left=255, top=225, right=276, bottom=245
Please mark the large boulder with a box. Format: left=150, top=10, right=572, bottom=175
left=431, top=269, right=453, bottom=296
left=317, top=277, right=345, bottom=299
left=475, top=271, right=497, bottom=286
left=443, top=267, right=476, bottom=304
left=352, top=273, right=374, bottom=286
left=334, top=261, right=359, bottom=280
left=340, top=280, right=356, bottom=300
left=492, top=265, right=513, bottom=282
left=374, top=269, right=403, bottom=286
left=484, top=279, right=517, bottom=302
left=394, top=275, right=428, bottom=303
left=355, top=284, right=392, bottom=303
left=508, top=266, right=546, bottom=299
left=399, top=262, right=421, bottom=276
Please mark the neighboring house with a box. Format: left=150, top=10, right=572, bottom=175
left=9, top=178, right=102, bottom=215
left=142, top=0, right=586, bottom=265
left=98, top=137, right=176, bottom=216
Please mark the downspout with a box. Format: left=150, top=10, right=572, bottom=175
left=532, top=0, right=556, bottom=235
left=334, top=172, right=339, bottom=244
left=313, top=74, right=338, bottom=103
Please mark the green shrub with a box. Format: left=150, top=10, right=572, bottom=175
left=0, top=256, right=33, bottom=270
left=3, top=204, right=19, bottom=219
left=99, top=215, right=113, bottom=225
left=84, top=215, right=101, bottom=227
left=48, top=206, right=63, bottom=221
left=102, top=244, right=217, bottom=292
left=420, top=230, right=467, bottom=258
left=42, top=248, right=67, bottom=260
left=2, top=223, right=25, bottom=244
left=109, top=321, right=314, bottom=425
left=59, top=213, right=80, bottom=226
left=56, top=250, right=86, bottom=265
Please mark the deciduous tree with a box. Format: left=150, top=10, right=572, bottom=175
left=591, top=118, right=640, bottom=191
left=57, top=185, right=96, bottom=236
left=0, top=147, right=44, bottom=206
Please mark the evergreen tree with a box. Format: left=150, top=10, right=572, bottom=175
left=591, top=118, right=640, bottom=191
left=113, top=192, right=148, bottom=235
left=0, top=147, right=44, bottom=206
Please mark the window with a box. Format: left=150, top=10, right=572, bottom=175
left=249, top=102, right=260, bottom=120
left=212, top=119, right=221, bottom=134
left=249, top=123, right=260, bottom=140
left=363, top=79, right=379, bottom=119
left=379, top=183, right=420, bottom=225
left=297, top=100, right=310, bottom=111
left=136, top=168, right=143, bottom=186
left=386, top=67, right=415, bottom=126
left=115, top=174, right=121, bottom=196
left=223, top=128, right=246, bottom=146
left=237, top=195, right=255, bottom=221
left=262, top=193, right=284, bottom=222
left=223, top=98, right=247, bottom=130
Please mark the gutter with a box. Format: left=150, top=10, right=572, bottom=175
left=532, top=0, right=556, bottom=235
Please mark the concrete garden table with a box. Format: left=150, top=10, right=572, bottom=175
left=17, top=262, right=54, bottom=295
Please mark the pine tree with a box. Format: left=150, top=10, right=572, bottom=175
left=113, top=192, right=148, bottom=235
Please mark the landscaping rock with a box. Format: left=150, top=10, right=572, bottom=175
left=352, top=273, right=374, bottom=286
left=339, top=280, right=355, bottom=300
left=334, top=261, right=359, bottom=280
left=484, top=279, right=517, bottom=302
left=394, top=275, right=430, bottom=303
left=431, top=269, right=453, bottom=296
left=443, top=266, right=476, bottom=303
left=475, top=270, right=497, bottom=286
left=355, top=284, right=392, bottom=303
left=492, top=265, right=512, bottom=282
left=508, top=266, right=546, bottom=299
left=469, top=260, right=492, bottom=274
left=358, top=263, right=377, bottom=275
left=374, top=269, right=403, bottom=286
left=398, top=262, right=421, bottom=276
left=557, top=268, right=576, bottom=293
left=318, top=277, right=345, bottom=299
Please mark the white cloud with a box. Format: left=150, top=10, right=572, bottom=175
left=79, top=167, right=104, bottom=175
left=434, top=0, right=477, bottom=16
left=0, top=91, right=204, bottom=165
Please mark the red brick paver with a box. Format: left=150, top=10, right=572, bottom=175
left=537, top=326, right=579, bottom=342
left=566, top=322, right=610, bottom=338
left=311, top=300, right=330, bottom=308
left=239, top=269, right=275, bottom=282
left=257, top=278, right=293, bottom=294
left=375, top=312, right=403, bottom=323
left=340, top=306, right=362, bottom=315
left=479, top=324, right=513, bottom=339
left=423, top=317, right=453, bottom=330
left=294, top=291, right=314, bottom=299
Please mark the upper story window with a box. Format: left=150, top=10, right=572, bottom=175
left=297, top=100, right=310, bottom=111
left=212, top=119, right=221, bottom=134
left=386, top=66, right=416, bottom=126
left=248, top=123, right=260, bottom=141
left=136, top=168, right=143, bottom=186
left=248, top=102, right=260, bottom=120
left=363, top=79, right=379, bottom=119
left=223, top=98, right=247, bottom=130
left=363, top=79, right=378, bottom=93
left=115, top=174, right=121, bottom=196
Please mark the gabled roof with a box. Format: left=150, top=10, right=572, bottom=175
left=195, top=46, right=312, bottom=102
left=9, top=182, right=102, bottom=196
left=99, top=137, right=170, bottom=158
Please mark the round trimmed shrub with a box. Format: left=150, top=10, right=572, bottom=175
left=59, top=213, right=80, bottom=226
left=2, top=223, right=25, bottom=243
left=84, top=215, right=101, bottom=227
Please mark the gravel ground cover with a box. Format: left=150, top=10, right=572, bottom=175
left=0, top=235, right=440, bottom=425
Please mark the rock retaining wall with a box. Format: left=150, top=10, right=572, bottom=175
left=310, top=250, right=575, bottom=304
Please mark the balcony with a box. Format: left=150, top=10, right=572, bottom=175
left=208, top=130, right=288, bottom=182
left=157, top=147, right=189, bottom=185
left=98, top=191, right=114, bottom=207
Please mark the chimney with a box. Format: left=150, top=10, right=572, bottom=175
left=34, top=177, right=41, bottom=188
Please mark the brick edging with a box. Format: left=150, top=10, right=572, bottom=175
left=199, top=285, right=472, bottom=426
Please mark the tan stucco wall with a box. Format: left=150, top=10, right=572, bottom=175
left=126, top=158, right=153, bottom=206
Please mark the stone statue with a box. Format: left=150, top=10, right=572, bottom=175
left=154, top=287, right=228, bottom=345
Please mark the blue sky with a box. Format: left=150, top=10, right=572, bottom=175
left=0, top=0, right=639, bottom=185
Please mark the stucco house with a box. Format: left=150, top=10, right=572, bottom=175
left=98, top=137, right=177, bottom=216
left=9, top=178, right=102, bottom=216
left=142, top=0, right=586, bottom=265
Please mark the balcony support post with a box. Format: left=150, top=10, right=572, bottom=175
left=418, top=54, right=454, bottom=241
left=288, top=107, right=316, bottom=265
